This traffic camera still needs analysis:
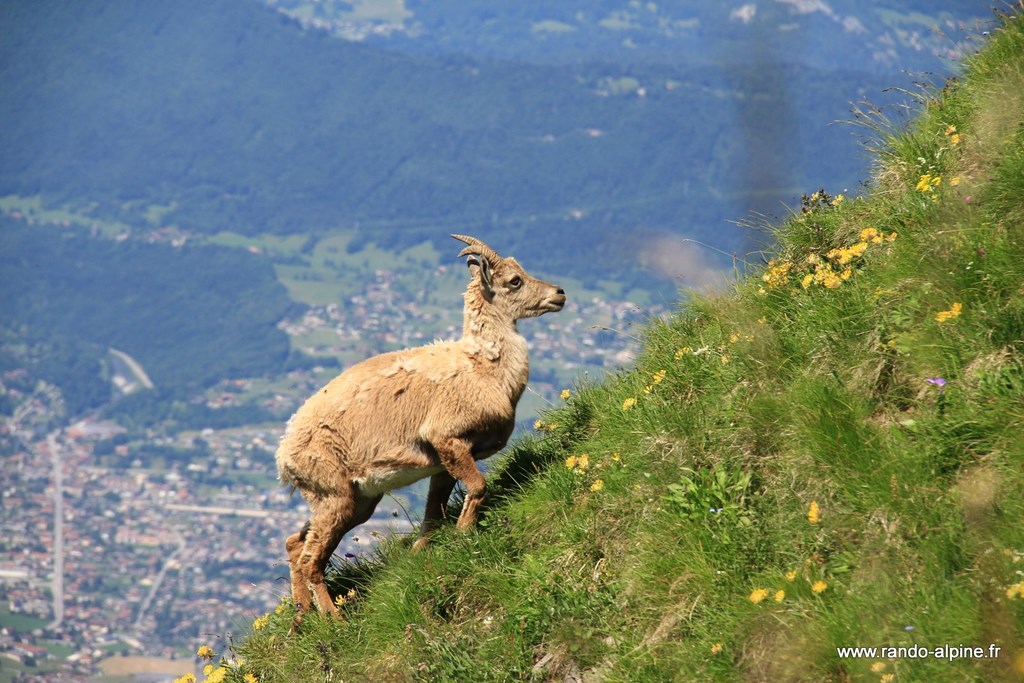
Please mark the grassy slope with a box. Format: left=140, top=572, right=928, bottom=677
left=208, top=10, right=1023, bottom=683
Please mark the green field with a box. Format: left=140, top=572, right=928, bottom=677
left=0, top=604, right=48, bottom=633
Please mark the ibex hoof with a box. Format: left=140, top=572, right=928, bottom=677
left=290, top=611, right=305, bottom=633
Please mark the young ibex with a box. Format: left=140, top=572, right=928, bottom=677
left=277, top=234, right=565, bottom=618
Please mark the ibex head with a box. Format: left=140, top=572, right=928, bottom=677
left=451, top=234, right=566, bottom=320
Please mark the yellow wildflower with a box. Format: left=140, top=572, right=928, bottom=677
left=611, top=452, right=621, bottom=463
left=808, top=501, right=821, bottom=525
left=886, top=231, right=897, bottom=242
left=534, top=419, right=544, bottom=431
left=821, top=273, right=842, bottom=289
left=675, top=346, right=691, bottom=359
left=950, top=175, right=962, bottom=186
left=831, top=193, right=845, bottom=207
left=205, top=667, right=228, bottom=683
left=774, top=589, right=785, bottom=603
left=252, top=614, right=270, bottom=631
left=560, top=389, right=571, bottom=400
left=749, top=588, right=769, bottom=604
left=949, top=132, right=961, bottom=146
left=567, top=454, right=590, bottom=474
left=806, top=253, right=820, bottom=266
left=825, top=243, right=866, bottom=266
left=244, top=675, right=259, bottom=683
left=870, top=661, right=887, bottom=673
left=174, top=675, right=197, bottom=683
left=880, top=674, right=895, bottom=683
left=1006, top=581, right=1023, bottom=599
left=946, top=124, right=957, bottom=136
left=785, top=570, right=797, bottom=582
left=811, top=580, right=828, bottom=594
left=622, top=397, right=637, bottom=411
left=275, top=601, right=288, bottom=615
left=859, top=227, right=882, bottom=243
left=762, top=260, right=793, bottom=289
left=204, top=665, right=215, bottom=677
left=335, top=593, right=348, bottom=608
left=589, top=479, right=605, bottom=492
left=757, top=317, right=767, bottom=325
left=346, top=588, right=357, bottom=600
left=197, top=645, right=215, bottom=660
left=652, top=369, right=666, bottom=384
left=720, top=353, right=731, bottom=365
left=801, top=273, right=814, bottom=289
left=934, top=302, right=963, bottom=323
left=710, top=642, right=723, bottom=655
left=916, top=174, right=942, bottom=193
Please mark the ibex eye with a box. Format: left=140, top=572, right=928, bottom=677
left=510, top=276, right=522, bottom=288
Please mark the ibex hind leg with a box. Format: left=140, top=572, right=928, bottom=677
left=298, top=489, right=383, bottom=620
left=286, top=520, right=310, bottom=566
left=285, top=521, right=312, bottom=615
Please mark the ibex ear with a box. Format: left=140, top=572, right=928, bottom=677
left=466, top=255, right=494, bottom=297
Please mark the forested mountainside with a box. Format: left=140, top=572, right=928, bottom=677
left=4, top=0, right=917, bottom=277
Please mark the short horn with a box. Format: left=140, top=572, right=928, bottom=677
left=451, top=234, right=501, bottom=264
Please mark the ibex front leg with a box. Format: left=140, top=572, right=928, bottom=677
left=434, top=437, right=486, bottom=532
left=413, top=471, right=457, bottom=551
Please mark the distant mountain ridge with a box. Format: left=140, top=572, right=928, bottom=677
left=266, top=0, right=988, bottom=72
left=0, top=0, right=962, bottom=284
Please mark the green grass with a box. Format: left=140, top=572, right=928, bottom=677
left=0, top=193, right=132, bottom=237
left=200, top=10, right=1024, bottom=682
left=0, top=604, right=49, bottom=632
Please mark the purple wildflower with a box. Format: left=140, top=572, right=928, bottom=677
left=925, top=377, right=947, bottom=389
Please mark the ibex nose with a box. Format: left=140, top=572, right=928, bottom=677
left=556, top=287, right=565, bottom=295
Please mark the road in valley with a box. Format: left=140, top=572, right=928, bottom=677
left=46, top=431, right=65, bottom=631
left=133, top=530, right=186, bottom=632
